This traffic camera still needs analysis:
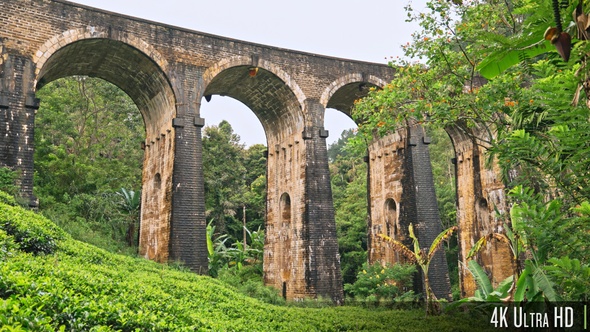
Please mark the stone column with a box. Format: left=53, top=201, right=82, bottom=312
left=450, top=126, right=511, bottom=297
left=403, top=125, right=452, bottom=300
left=168, top=64, right=208, bottom=274
left=0, top=53, right=38, bottom=207
left=367, top=125, right=451, bottom=300
left=302, top=99, right=343, bottom=303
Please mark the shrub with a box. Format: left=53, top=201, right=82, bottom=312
left=0, top=229, right=17, bottom=261
left=217, top=266, right=285, bottom=305
left=0, top=167, right=18, bottom=196
left=0, top=202, right=65, bottom=255
left=0, top=191, right=17, bottom=206
left=344, top=261, right=417, bottom=303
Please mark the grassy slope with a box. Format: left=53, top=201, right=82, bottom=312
left=0, top=199, right=493, bottom=331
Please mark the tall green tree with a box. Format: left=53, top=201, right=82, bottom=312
left=34, top=76, right=145, bottom=253
left=35, top=76, right=144, bottom=200
left=202, top=121, right=267, bottom=241
left=203, top=121, right=246, bottom=237
left=328, top=130, right=368, bottom=287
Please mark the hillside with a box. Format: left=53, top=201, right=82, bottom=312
left=0, top=194, right=490, bottom=331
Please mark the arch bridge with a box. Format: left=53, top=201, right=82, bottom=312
left=0, top=0, right=510, bottom=302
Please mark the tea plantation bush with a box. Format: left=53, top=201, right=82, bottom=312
left=0, top=197, right=494, bottom=331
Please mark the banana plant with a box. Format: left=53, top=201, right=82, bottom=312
left=206, top=220, right=230, bottom=277
left=117, top=188, right=141, bottom=246
left=379, top=223, right=457, bottom=316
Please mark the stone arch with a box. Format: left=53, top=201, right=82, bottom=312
left=201, top=55, right=306, bottom=105
left=320, top=73, right=388, bottom=119
left=34, top=29, right=175, bottom=140
left=201, top=56, right=305, bottom=144
left=33, top=27, right=169, bottom=79
left=384, top=198, right=398, bottom=239
left=33, top=30, right=177, bottom=265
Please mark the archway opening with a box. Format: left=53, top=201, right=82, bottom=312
left=280, top=193, right=292, bottom=225
left=35, top=76, right=145, bottom=255
left=426, top=126, right=459, bottom=299
left=201, top=65, right=302, bottom=288
left=200, top=96, right=266, bottom=146
left=324, top=108, right=358, bottom=148
left=34, top=38, right=176, bottom=262
left=324, top=85, right=373, bottom=289
left=325, top=108, right=368, bottom=287
left=384, top=198, right=398, bottom=239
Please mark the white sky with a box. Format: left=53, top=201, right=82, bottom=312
left=69, top=0, right=427, bottom=146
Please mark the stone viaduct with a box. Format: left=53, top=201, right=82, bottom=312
left=0, top=0, right=511, bottom=302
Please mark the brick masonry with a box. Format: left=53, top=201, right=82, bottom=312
left=367, top=125, right=451, bottom=300
left=0, top=0, right=511, bottom=301
left=447, top=124, right=513, bottom=297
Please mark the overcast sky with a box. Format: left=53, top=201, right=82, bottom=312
left=69, top=0, right=427, bottom=146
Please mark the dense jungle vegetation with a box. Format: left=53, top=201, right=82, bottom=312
left=2, top=0, right=590, bottom=329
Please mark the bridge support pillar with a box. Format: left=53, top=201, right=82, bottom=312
left=166, top=65, right=208, bottom=273
left=263, top=99, right=344, bottom=304
left=0, top=53, right=38, bottom=207
left=404, top=125, right=451, bottom=300
left=449, top=127, right=511, bottom=298
left=301, top=99, right=343, bottom=303
left=368, top=125, right=451, bottom=300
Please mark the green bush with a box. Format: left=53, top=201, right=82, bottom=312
left=217, top=265, right=285, bottom=305
left=0, top=229, right=17, bottom=260
left=0, top=202, right=65, bottom=255
left=0, top=191, right=17, bottom=206
left=0, top=168, right=18, bottom=196
left=38, top=192, right=138, bottom=255
left=344, top=261, right=418, bottom=303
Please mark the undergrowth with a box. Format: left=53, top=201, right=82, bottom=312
left=0, top=195, right=494, bottom=331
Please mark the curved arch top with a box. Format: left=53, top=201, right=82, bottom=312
left=33, top=27, right=169, bottom=81
left=33, top=29, right=176, bottom=139
left=201, top=56, right=306, bottom=143
left=320, top=73, right=388, bottom=117
left=201, top=56, right=307, bottom=106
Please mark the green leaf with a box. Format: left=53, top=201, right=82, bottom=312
left=528, top=260, right=561, bottom=302
left=495, top=275, right=514, bottom=298
left=427, top=226, right=456, bottom=260
left=408, top=223, right=421, bottom=257
left=467, top=260, right=493, bottom=299
left=477, top=34, right=553, bottom=79
left=514, top=268, right=529, bottom=303
left=467, top=236, right=486, bottom=260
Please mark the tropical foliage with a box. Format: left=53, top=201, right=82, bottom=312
left=328, top=130, right=369, bottom=287
left=202, top=121, right=266, bottom=240
left=34, top=77, right=144, bottom=254
left=353, top=0, right=590, bottom=305
left=379, top=224, right=457, bottom=315
left=0, top=195, right=495, bottom=331
left=344, top=261, right=417, bottom=303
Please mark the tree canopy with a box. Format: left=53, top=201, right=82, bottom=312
left=353, top=0, right=590, bottom=301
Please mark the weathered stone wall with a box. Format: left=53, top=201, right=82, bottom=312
left=264, top=132, right=308, bottom=300
left=367, top=131, right=406, bottom=265
left=448, top=125, right=512, bottom=297
left=0, top=54, right=38, bottom=207
left=368, top=125, right=451, bottom=300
